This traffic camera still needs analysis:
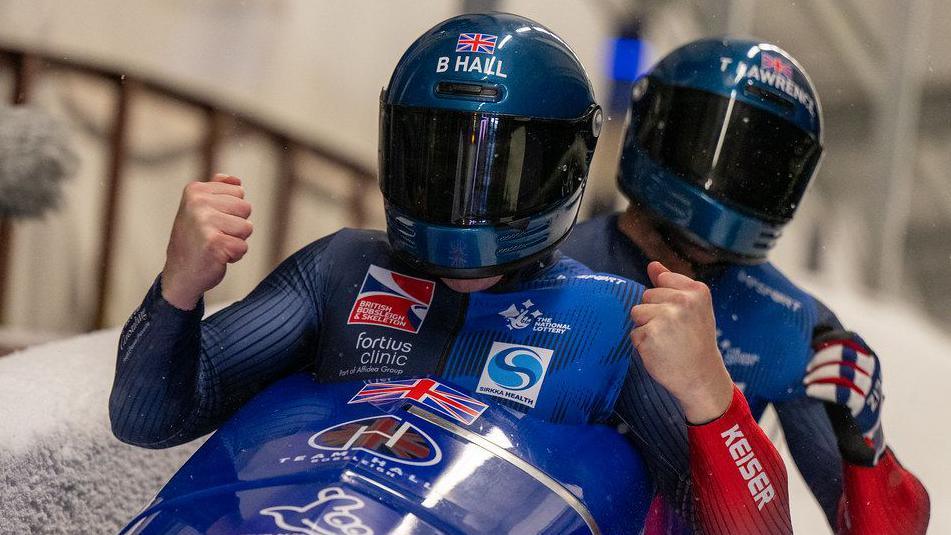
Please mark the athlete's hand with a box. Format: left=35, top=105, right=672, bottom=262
left=631, top=261, right=734, bottom=424
left=805, top=330, right=886, bottom=466
left=161, top=174, right=253, bottom=310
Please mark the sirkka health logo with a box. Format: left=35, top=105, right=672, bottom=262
left=348, top=265, right=435, bottom=334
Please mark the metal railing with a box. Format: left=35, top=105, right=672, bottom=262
left=0, top=46, right=376, bottom=329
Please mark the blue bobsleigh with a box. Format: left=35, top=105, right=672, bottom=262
left=120, top=374, right=653, bottom=534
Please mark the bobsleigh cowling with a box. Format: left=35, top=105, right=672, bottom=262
left=120, top=374, right=653, bottom=534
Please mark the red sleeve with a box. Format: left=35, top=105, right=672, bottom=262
left=688, top=385, right=792, bottom=535
left=836, top=448, right=930, bottom=534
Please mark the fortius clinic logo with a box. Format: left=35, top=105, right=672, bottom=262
left=476, top=342, right=553, bottom=408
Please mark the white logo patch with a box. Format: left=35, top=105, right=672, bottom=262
left=476, top=342, right=553, bottom=408
left=259, top=486, right=373, bottom=535
left=498, top=300, right=571, bottom=335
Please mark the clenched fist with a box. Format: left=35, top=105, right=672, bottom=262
left=161, top=174, right=253, bottom=310
left=631, top=261, right=734, bottom=424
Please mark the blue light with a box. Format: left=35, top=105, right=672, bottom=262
left=611, top=38, right=645, bottom=81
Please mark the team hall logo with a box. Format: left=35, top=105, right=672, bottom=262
left=308, top=415, right=442, bottom=466
left=348, top=265, right=435, bottom=334
left=476, top=342, right=553, bottom=408
left=259, top=486, right=373, bottom=535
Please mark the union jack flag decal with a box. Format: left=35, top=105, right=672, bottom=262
left=761, top=52, right=794, bottom=78
left=456, top=33, right=498, bottom=54
left=349, top=378, right=488, bottom=425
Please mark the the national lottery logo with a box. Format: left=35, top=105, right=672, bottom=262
left=348, top=265, right=435, bottom=334
left=498, top=300, right=572, bottom=334
left=308, top=415, right=442, bottom=466
left=456, top=32, right=497, bottom=54
left=259, top=486, right=373, bottom=535
left=476, top=342, right=553, bottom=408
left=499, top=299, right=543, bottom=330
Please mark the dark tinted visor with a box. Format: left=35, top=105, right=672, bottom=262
left=380, top=104, right=599, bottom=226
left=631, top=81, right=822, bottom=222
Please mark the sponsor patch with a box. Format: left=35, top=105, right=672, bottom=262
left=349, top=378, right=488, bottom=425
left=499, top=299, right=542, bottom=330
left=736, top=269, right=802, bottom=312
left=260, top=486, right=373, bottom=535
left=308, top=416, right=441, bottom=466
left=498, top=300, right=571, bottom=335
left=348, top=265, right=435, bottom=334
left=717, top=329, right=761, bottom=367
left=476, top=342, right=552, bottom=408
left=720, top=424, right=776, bottom=510
left=574, top=274, right=627, bottom=285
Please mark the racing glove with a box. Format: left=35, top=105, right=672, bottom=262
left=805, top=329, right=929, bottom=535
left=804, top=330, right=883, bottom=466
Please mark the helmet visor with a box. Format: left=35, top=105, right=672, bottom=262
left=630, top=80, right=822, bottom=222
left=380, top=103, right=599, bottom=226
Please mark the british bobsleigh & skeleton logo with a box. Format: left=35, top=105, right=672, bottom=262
left=348, top=265, right=435, bottom=334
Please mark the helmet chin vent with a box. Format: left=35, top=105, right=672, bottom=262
left=435, top=81, right=503, bottom=102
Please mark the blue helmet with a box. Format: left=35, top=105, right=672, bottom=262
left=380, top=12, right=603, bottom=278
left=619, top=38, right=823, bottom=263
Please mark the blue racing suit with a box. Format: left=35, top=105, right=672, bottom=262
left=562, top=213, right=929, bottom=533
left=111, top=228, right=793, bottom=534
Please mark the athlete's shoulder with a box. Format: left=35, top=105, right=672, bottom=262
left=325, top=227, right=389, bottom=251
left=290, top=228, right=389, bottom=262
left=547, top=255, right=646, bottom=309
left=753, top=263, right=847, bottom=330
left=281, top=228, right=407, bottom=290
left=725, top=261, right=818, bottom=315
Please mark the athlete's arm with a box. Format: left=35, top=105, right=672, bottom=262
left=686, top=387, right=792, bottom=534
left=774, top=397, right=844, bottom=525
left=627, top=261, right=792, bottom=534
left=802, top=312, right=930, bottom=535
left=109, top=174, right=328, bottom=448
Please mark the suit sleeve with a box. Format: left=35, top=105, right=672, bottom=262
left=836, top=448, right=930, bottom=535
left=688, top=385, right=792, bottom=535
left=615, top=367, right=792, bottom=533
left=774, top=396, right=843, bottom=525
left=108, top=234, right=334, bottom=448
left=808, top=299, right=931, bottom=535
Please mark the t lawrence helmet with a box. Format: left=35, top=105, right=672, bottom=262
left=380, top=12, right=602, bottom=278
left=619, top=38, right=823, bottom=264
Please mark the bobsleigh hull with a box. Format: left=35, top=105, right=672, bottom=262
left=121, top=374, right=652, bottom=534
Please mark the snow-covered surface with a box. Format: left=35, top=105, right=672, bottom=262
left=0, top=329, right=200, bottom=533
left=0, top=282, right=947, bottom=533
